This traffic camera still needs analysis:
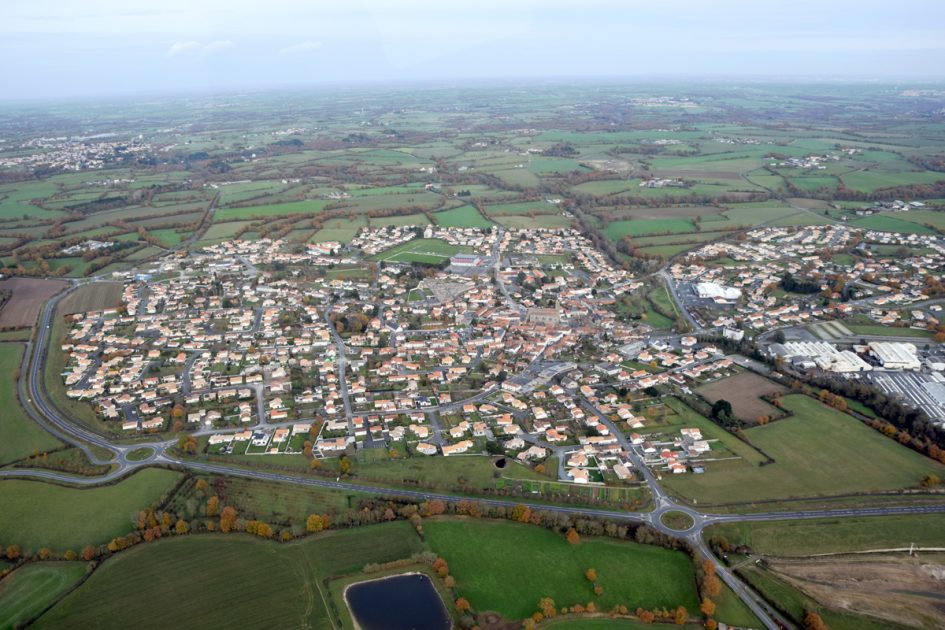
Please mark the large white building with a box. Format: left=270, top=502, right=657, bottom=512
left=869, top=342, right=921, bottom=371
left=695, top=282, right=742, bottom=301
left=775, top=341, right=872, bottom=373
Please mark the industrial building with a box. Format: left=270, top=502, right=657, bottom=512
left=868, top=342, right=922, bottom=371
left=769, top=341, right=872, bottom=373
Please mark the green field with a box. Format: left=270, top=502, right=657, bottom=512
left=369, top=238, right=465, bottom=264
left=850, top=214, right=937, bottom=234
left=36, top=521, right=424, bottom=630
left=0, top=344, right=62, bottom=464
left=0, top=468, right=181, bottom=551
left=842, top=323, right=933, bottom=339
left=604, top=218, right=696, bottom=239
left=424, top=518, right=699, bottom=620
left=494, top=214, right=572, bottom=229
left=214, top=199, right=329, bottom=221
left=0, top=562, right=89, bottom=629
left=707, top=513, right=945, bottom=556
left=35, top=535, right=333, bottom=630
left=433, top=205, right=494, bottom=228
left=662, top=395, right=943, bottom=506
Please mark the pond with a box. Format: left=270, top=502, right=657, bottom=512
left=345, top=572, right=451, bottom=630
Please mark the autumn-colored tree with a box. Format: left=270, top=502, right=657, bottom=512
left=339, top=456, right=352, bottom=475
left=674, top=605, right=688, bottom=625
left=456, top=598, right=471, bottom=613
left=38, top=547, right=53, bottom=560
left=195, top=478, right=209, bottom=493
left=426, top=499, right=446, bottom=516
left=705, top=620, right=718, bottom=630
left=566, top=528, right=581, bottom=545
left=206, top=495, right=220, bottom=517
left=175, top=519, right=189, bottom=535
left=637, top=608, right=656, bottom=624
left=309, top=458, right=321, bottom=470
left=307, top=513, right=329, bottom=533
left=586, top=601, right=597, bottom=613
left=433, top=557, right=449, bottom=578
left=81, top=545, right=96, bottom=561
left=5, top=544, right=19, bottom=560
left=703, top=574, right=722, bottom=597
left=281, top=530, right=293, bottom=542
left=444, top=575, right=456, bottom=588
left=511, top=504, right=531, bottom=523
left=699, top=597, right=716, bottom=617
left=803, top=611, right=828, bottom=630
left=585, top=568, right=597, bottom=582
left=220, top=506, right=238, bottom=532
left=539, top=597, right=557, bottom=618
left=594, top=584, right=604, bottom=596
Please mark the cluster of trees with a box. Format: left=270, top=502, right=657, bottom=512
left=695, top=558, right=724, bottom=628
left=780, top=272, right=822, bottom=294
left=17, top=448, right=111, bottom=477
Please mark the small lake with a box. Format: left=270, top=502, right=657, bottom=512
left=345, top=573, right=451, bottom=630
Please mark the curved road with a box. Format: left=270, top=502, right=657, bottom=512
left=7, top=283, right=945, bottom=629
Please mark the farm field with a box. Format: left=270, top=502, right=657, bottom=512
left=850, top=214, right=937, bottom=234
left=56, top=282, right=123, bottom=315
left=696, top=372, right=788, bottom=423
left=662, top=395, right=944, bottom=506
left=35, top=535, right=333, bottom=630
left=604, top=218, right=695, bottom=239
left=36, top=522, right=423, bottom=629
left=424, top=518, right=700, bottom=621
left=0, top=562, right=89, bottom=630
left=494, top=214, right=572, bottom=229
left=0, top=468, right=181, bottom=552
left=0, top=278, right=68, bottom=329
left=433, top=205, right=493, bottom=228
left=0, top=344, right=62, bottom=465
left=707, top=513, right=945, bottom=557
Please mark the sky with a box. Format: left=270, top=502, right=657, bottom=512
left=3, top=0, right=945, bottom=100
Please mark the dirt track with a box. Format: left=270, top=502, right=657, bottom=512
left=770, top=553, right=945, bottom=628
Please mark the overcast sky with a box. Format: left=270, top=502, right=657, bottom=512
left=3, top=0, right=945, bottom=100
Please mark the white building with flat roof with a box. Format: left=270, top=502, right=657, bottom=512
left=695, top=282, right=741, bottom=301
left=869, top=342, right=921, bottom=371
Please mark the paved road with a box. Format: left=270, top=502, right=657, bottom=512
left=14, top=279, right=945, bottom=630
left=657, top=269, right=702, bottom=332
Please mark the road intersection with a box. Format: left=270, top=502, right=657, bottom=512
left=5, top=282, right=945, bottom=630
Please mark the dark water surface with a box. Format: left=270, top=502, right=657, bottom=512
left=345, top=573, right=451, bottom=630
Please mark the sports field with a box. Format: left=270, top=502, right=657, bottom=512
left=369, top=238, right=466, bottom=264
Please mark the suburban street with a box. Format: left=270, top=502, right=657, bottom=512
left=7, top=282, right=945, bottom=630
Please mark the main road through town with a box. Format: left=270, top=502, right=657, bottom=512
left=6, top=285, right=945, bottom=629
